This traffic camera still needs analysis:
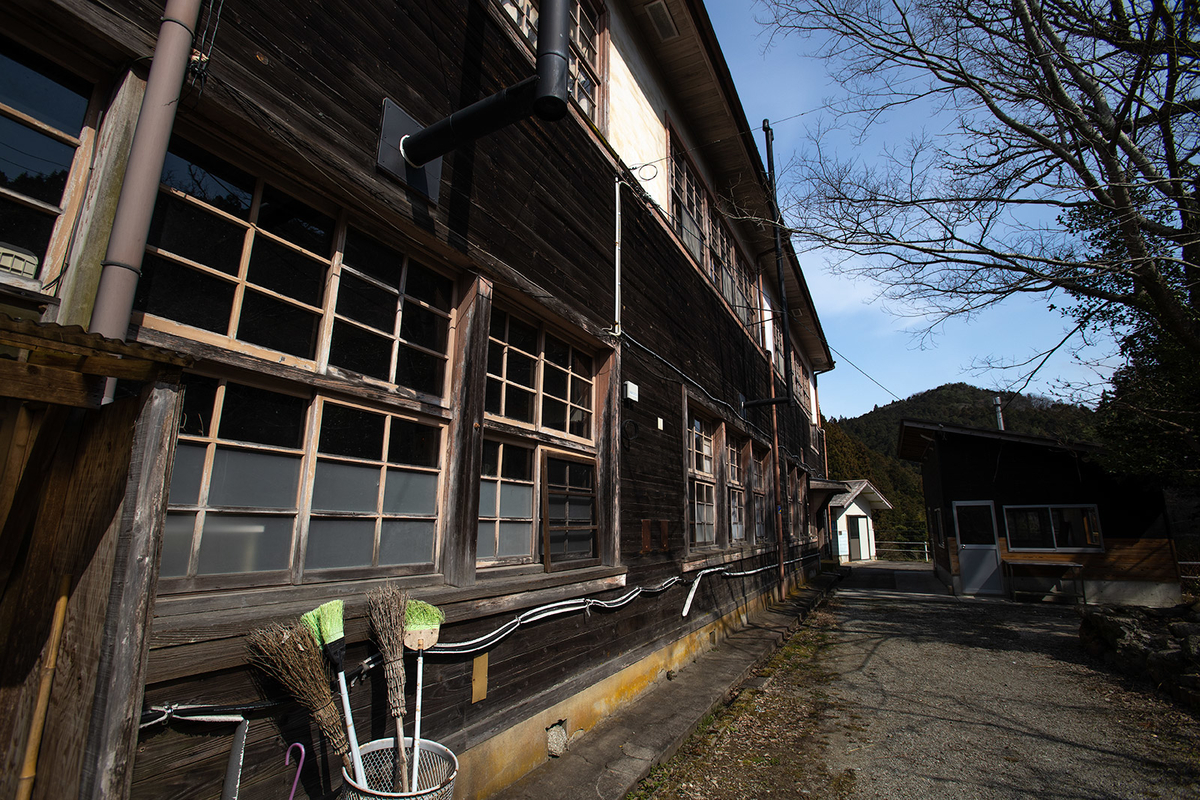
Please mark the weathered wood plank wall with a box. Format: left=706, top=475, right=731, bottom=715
left=2, top=0, right=826, bottom=796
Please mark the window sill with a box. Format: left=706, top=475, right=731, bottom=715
left=147, top=565, right=627, bottom=684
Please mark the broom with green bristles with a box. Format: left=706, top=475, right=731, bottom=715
left=403, top=599, right=444, bottom=793
left=367, top=584, right=410, bottom=793
left=246, top=622, right=353, bottom=775
left=303, top=600, right=366, bottom=786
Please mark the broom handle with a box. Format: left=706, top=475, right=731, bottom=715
left=338, top=671, right=367, bottom=785
left=393, top=716, right=408, bottom=792
left=410, top=650, right=424, bottom=793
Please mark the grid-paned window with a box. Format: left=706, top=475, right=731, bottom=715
left=307, top=400, right=441, bottom=572
left=0, top=39, right=91, bottom=283
left=728, top=441, right=746, bottom=542
left=499, top=0, right=603, bottom=123
left=752, top=450, right=771, bottom=542
left=688, top=414, right=716, bottom=547
left=161, top=377, right=308, bottom=580
left=478, top=439, right=536, bottom=562
left=730, top=488, right=746, bottom=542
left=690, top=415, right=714, bottom=474
left=138, top=138, right=332, bottom=361
left=690, top=479, right=716, bottom=546
left=486, top=308, right=594, bottom=439
left=671, top=141, right=705, bottom=263
left=544, top=455, right=597, bottom=563
left=161, top=374, right=444, bottom=587
left=330, top=227, right=454, bottom=397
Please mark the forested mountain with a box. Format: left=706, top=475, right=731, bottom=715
left=824, top=383, right=1096, bottom=545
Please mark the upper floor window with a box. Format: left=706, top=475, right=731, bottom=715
left=670, top=133, right=762, bottom=339
left=0, top=39, right=91, bottom=286
left=671, top=140, right=705, bottom=263
left=486, top=307, right=594, bottom=440
left=500, top=0, right=603, bottom=123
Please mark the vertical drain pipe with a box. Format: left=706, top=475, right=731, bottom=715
left=613, top=176, right=622, bottom=337
left=89, top=0, right=202, bottom=342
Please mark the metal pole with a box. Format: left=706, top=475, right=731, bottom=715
left=762, top=120, right=794, bottom=406
left=90, top=0, right=202, bottom=341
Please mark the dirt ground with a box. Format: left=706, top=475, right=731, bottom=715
left=628, top=564, right=1200, bottom=800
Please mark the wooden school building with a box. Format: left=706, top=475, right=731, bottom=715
left=0, top=0, right=835, bottom=797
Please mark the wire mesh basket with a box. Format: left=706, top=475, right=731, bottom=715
left=341, top=738, right=457, bottom=799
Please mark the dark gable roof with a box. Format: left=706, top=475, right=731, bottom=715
left=897, top=418, right=1103, bottom=462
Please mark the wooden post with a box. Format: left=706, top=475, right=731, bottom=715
left=441, top=277, right=492, bottom=587
left=77, top=381, right=183, bottom=800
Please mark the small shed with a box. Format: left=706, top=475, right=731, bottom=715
left=898, top=419, right=1180, bottom=607
left=829, top=479, right=892, bottom=563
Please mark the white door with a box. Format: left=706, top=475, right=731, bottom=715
left=954, top=501, right=1003, bottom=595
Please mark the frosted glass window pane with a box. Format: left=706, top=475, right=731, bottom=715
left=305, top=518, right=375, bottom=569
left=498, top=521, right=532, bottom=557
left=160, top=513, right=195, bottom=576
left=379, top=519, right=435, bottom=564
left=477, top=522, right=496, bottom=558
left=209, top=449, right=300, bottom=509
left=383, top=469, right=437, bottom=515
left=499, top=484, right=533, bottom=518
left=197, top=514, right=292, bottom=574
left=479, top=479, right=497, bottom=516
left=168, top=443, right=207, bottom=505
left=313, top=461, right=380, bottom=512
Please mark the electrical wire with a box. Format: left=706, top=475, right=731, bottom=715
left=138, top=554, right=815, bottom=728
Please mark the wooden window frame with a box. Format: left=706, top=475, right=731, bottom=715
left=477, top=437, right=539, bottom=566
left=497, top=0, right=607, bottom=128
left=485, top=306, right=596, bottom=443
left=329, top=226, right=455, bottom=397
left=138, top=138, right=458, bottom=398
left=0, top=39, right=98, bottom=290
left=159, top=374, right=447, bottom=594
left=541, top=449, right=601, bottom=571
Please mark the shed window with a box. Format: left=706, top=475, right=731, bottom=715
left=1004, top=505, right=1102, bottom=551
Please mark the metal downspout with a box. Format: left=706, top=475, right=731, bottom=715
left=89, top=0, right=203, bottom=342
left=613, top=176, right=622, bottom=337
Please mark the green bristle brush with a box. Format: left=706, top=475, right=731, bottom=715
left=303, top=600, right=366, bottom=786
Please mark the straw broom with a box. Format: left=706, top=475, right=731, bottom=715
left=367, top=584, right=410, bottom=793
left=246, top=622, right=352, bottom=774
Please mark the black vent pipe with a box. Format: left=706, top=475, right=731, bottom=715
left=400, top=0, right=571, bottom=167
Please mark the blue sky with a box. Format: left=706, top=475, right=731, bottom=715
left=706, top=1, right=1116, bottom=419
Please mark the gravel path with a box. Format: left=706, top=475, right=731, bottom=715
left=818, top=563, right=1200, bottom=800
left=630, top=562, right=1200, bottom=800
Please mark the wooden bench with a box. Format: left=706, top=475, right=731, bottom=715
left=1002, top=559, right=1086, bottom=604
